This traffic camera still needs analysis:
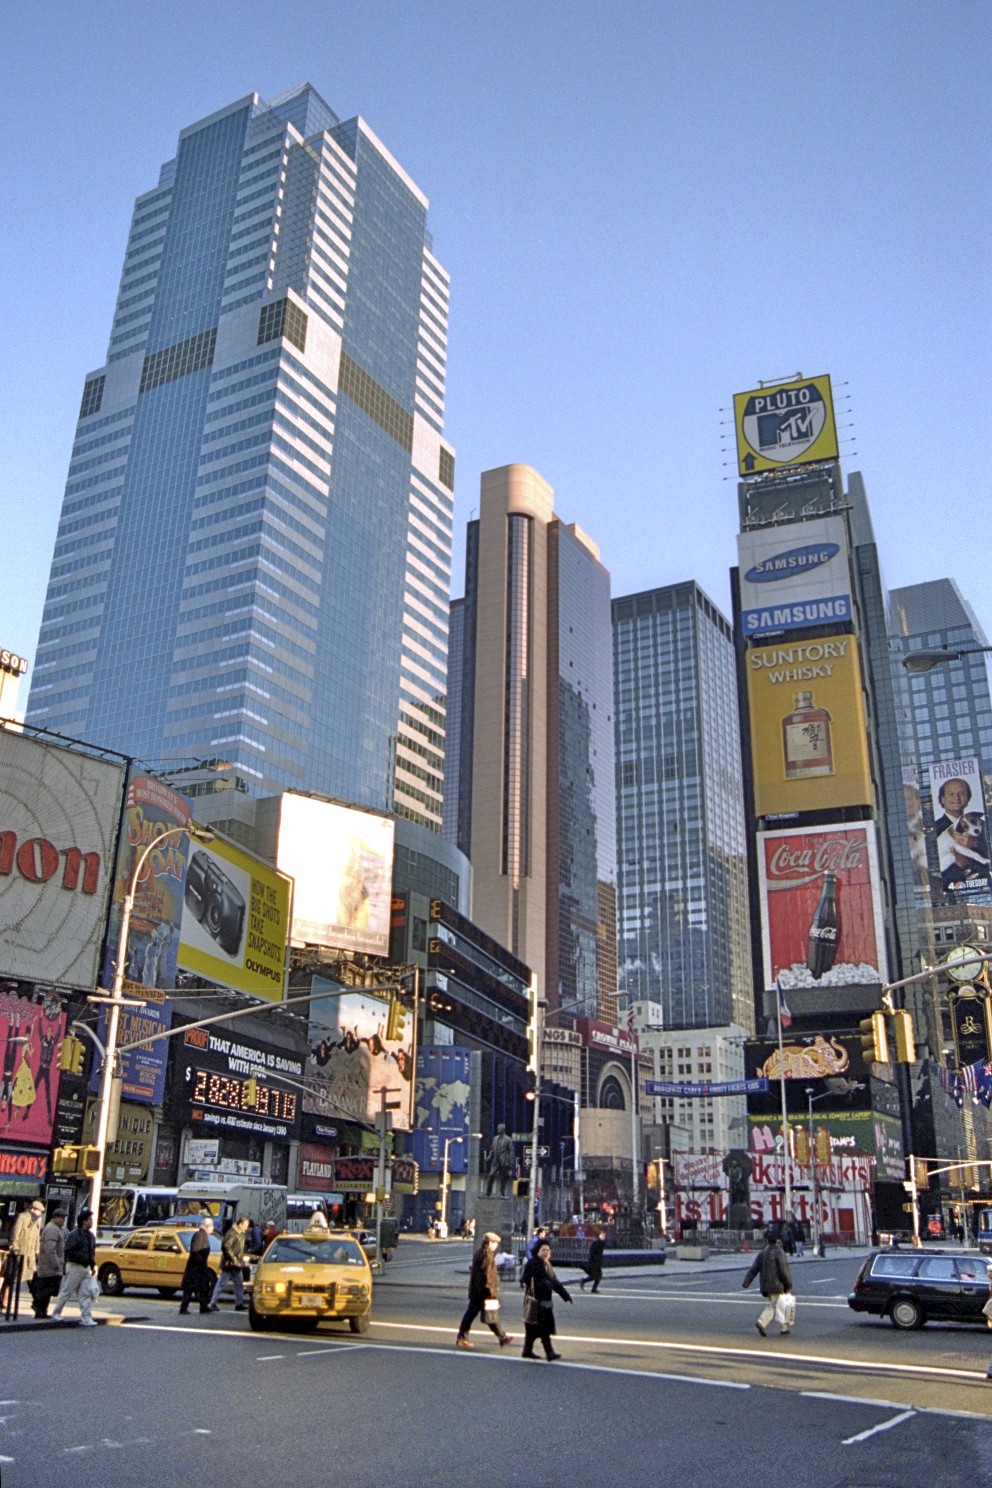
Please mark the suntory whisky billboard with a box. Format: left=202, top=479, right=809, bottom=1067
left=757, top=823, right=888, bottom=990
left=747, top=633, right=873, bottom=817
left=733, top=374, right=839, bottom=477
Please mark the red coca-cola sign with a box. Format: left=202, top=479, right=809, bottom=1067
left=758, top=824, right=888, bottom=990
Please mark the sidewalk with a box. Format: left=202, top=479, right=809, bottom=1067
left=0, top=1311, right=125, bottom=1333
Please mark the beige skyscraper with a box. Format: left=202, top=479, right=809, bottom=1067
left=447, top=464, right=618, bottom=1028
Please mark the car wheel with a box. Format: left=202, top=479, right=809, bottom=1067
left=889, top=1296, right=924, bottom=1330
left=157, top=1287, right=178, bottom=1299
left=248, top=1304, right=271, bottom=1332
left=350, top=1310, right=370, bottom=1335
left=99, top=1264, right=125, bottom=1297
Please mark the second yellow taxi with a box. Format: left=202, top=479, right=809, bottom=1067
left=95, top=1224, right=222, bottom=1297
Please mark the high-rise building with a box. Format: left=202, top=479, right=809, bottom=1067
left=25, top=85, right=454, bottom=830
left=612, top=583, right=753, bottom=1032
left=446, top=464, right=617, bottom=1024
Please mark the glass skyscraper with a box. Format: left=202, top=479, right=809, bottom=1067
left=26, top=85, right=453, bottom=829
left=612, top=583, right=752, bottom=1031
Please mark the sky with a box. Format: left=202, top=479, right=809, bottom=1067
left=3, top=0, right=990, bottom=676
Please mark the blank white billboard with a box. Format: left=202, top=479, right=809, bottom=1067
left=0, top=729, right=124, bottom=987
left=276, top=794, right=394, bottom=955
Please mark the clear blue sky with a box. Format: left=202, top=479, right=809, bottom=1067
left=4, top=1, right=989, bottom=670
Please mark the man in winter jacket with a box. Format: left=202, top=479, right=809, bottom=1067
left=210, top=1216, right=250, bottom=1310
left=52, top=1208, right=98, bottom=1325
left=179, top=1217, right=216, bottom=1315
left=32, top=1207, right=67, bottom=1318
left=2, top=1199, right=44, bottom=1308
left=742, top=1228, right=793, bottom=1336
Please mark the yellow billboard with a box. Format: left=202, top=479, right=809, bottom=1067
left=734, top=374, right=838, bottom=476
left=178, top=834, right=291, bottom=1002
left=747, top=634, right=873, bottom=816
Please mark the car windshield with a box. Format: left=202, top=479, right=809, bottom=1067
left=265, top=1237, right=365, bottom=1266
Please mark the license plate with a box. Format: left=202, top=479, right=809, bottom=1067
left=294, top=1292, right=324, bottom=1308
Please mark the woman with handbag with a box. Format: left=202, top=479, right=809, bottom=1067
left=521, top=1241, right=572, bottom=1360
left=455, top=1231, right=514, bottom=1349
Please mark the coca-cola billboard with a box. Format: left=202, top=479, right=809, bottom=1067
left=758, top=824, right=888, bottom=990
left=0, top=729, right=125, bottom=988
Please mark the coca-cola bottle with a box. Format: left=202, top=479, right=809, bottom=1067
left=806, top=871, right=839, bottom=979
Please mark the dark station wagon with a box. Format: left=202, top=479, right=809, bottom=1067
left=848, top=1248, right=991, bottom=1329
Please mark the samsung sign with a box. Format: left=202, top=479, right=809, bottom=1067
left=737, top=517, right=852, bottom=637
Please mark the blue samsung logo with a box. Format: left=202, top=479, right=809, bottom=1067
left=745, top=543, right=840, bottom=583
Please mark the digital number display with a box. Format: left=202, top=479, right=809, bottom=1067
left=191, top=1069, right=297, bottom=1124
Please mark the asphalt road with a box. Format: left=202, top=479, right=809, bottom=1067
left=3, top=1243, right=990, bottom=1487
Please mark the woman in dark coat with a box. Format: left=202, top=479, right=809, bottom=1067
left=521, top=1242, right=572, bottom=1360
left=579, top=1234, right=605, bottom=1293
left=455, top=1231, right=513, bottom=1349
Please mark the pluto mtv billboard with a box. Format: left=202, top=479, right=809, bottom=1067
left=734, top=374, right=838, bottom=476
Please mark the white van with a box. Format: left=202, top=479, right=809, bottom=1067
left=96, top=1185, right=179, bottom=1239
left=175, top=1180, right=288, bottom=1236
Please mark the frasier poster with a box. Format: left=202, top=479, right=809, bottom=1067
left=758, top=824, right=888, bottom=990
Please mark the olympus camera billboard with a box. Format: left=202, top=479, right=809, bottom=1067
left=178, top=834, right=291, bottom=1003
left=276, top=794, right=394, bottom=956
left=0, top=730, right=125, bottom=987
left=737, top=517, right=853, bottom=637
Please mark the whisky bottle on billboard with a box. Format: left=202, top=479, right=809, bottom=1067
left=782, top=690, right=833, bottom=779
left=806, top=872, right=839, bottom=979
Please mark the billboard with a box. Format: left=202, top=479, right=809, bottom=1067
left=166, top=1023, right=304, bottom=1142
left=0, top=984, right=68, bottom=1147
left=178, top=834, right=291, bottom=1002
left=743, top=1034, right=871, bottom=1110
left=103, top=774, right=191, bottom=992
left=737, top=516, right=852, bottom=637
left=757, top=823, right=888, bottom=989
left=304, top=976, right=412, bottom=1132
left=747, top=633, right=873, bottom=816
left=733, top=374, right=838, bottom=476
left=277, top=794, right=394, bottom=955
left=928, top=756, right=992, bottom=898
left=409, top=1046, right=472, bottom=1173
left=0, top=730, right=125, bottom=987
left=92, top=992, right=172, bottom=1106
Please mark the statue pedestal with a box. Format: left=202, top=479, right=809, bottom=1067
left=474, top=1195, right=516, bottom=1254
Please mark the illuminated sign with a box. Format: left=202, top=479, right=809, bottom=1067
left=178, top=834, right=291, bottom=1003
left=737, top=517, right=852, bottom=636
left=277, top=794, right=394, bottom=956
left=733, top=374, right=839, bottom=475
left=168, top=1026, right=303, bottom=1141
left=747, top=633, right=872, bottom=815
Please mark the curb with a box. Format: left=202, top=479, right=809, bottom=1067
left=0, top=1313, right=127, bottom=1333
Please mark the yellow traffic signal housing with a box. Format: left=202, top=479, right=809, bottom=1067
left=243, top=1078, right=258, bottom=1108
left=52, top=1146, right=80, bottom=1175
left=892, top=1009, right=916, bottom=1063
left=858, top=1011, right=889, bottom=1064
left=386, top=996, right=408, bottom=1043
left=814, top=1128, right=832, bottom=1165
left=79, top=1146, right=102, bottom=1178
left=58, top=1035, right=85, bottom=1076
left=793, top=1127, right=810, bottom=1165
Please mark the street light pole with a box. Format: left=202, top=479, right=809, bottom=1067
left=440, top=1135, right=463, bottom=1235
left=88, top=821, right=214, bottom=1225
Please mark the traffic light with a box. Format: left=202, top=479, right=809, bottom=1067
left=243, top=1078, right=258, bottom=1108
left=386, top=996, right=409, bottom=1042
left=815, top=1128, right=832, bottom=1165
left=892, top=1009, right=916, bottom=1064
left=79, top=1146, right=102, bottom=1178
left=53, top=1146, right=81, bottom=1175
left=58, top=1035, right=85, bottom=1076
left=858, top=1011, right=889, bottom=1064
left=793, top=1127, right=810, bottom=1165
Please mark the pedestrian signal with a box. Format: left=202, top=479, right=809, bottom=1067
left=79, top=1146, right=102, bottom=1178
left=53, top=1146, right=81, bottom=1176
left=858, top=1011, right=889, bottom=1064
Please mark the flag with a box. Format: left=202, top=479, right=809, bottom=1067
left=776, top=980, right=792, bottom=1031
left=626, top=999, right=636, bottom=1032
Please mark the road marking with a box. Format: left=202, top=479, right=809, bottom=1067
left=803, top=1391, right=910, bottom=1409
left=0, top=1457, right=14, bottom=1465
left=373, top=1319, right=989, bottom=1383
left=842, top=1409, right=915, bottom=1445
left=256, top=1354, right=285, bottom=1361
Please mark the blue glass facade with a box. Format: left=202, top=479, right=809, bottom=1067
left=612, top=584, right=752, bottom=1031
left=27, top=86, right=454, bottom=830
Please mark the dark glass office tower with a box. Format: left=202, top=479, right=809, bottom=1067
left=612, top=583, right=753, bottom=1031
left=26, top=85, right=453, bottom=829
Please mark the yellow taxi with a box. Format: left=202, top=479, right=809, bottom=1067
left=95, top=1224, right=222, bottom=1298
left=248, top=1226, right=373, bottom=1333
